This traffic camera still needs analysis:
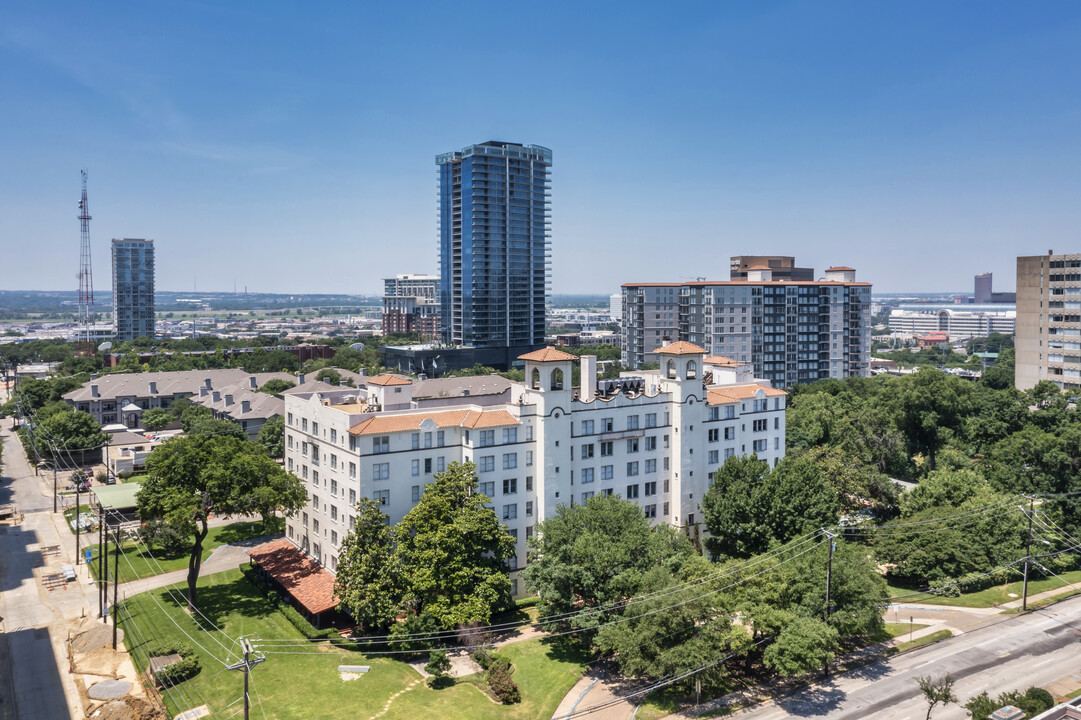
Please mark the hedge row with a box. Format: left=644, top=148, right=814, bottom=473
left=240, top=564, right=344, bottom=642
left=148, top=641, right=201, bottom=684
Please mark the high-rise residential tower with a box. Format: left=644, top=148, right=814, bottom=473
left=1016, top=252, right=1081, bottom=390
left=111, top=238, right=155, bottom=341
left=437, top=141, right=551, bottom=361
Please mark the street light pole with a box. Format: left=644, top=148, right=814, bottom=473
left=1022, top=496, right=1034, bottom=611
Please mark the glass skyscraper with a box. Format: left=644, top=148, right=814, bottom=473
left=437, top=141, right=551, bottom=351
left=111, top=238, right=155, bottom=341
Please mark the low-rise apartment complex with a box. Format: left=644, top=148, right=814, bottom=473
left=283, top=344, right=787, bottom=593
left=621, top=266, right=872, bottom=387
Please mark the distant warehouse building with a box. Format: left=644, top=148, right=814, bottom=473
left=888, top=304, right=1016, bottom=341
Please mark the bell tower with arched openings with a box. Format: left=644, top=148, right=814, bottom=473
left=518, top=346, right=577, bottom=522
left=655, top=341, right=707, bottom=538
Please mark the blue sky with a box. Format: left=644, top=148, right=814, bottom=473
left=2, top=2, right=1080, bottom=295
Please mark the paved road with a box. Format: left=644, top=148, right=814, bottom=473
left=698, top=594, right=1081, bottom=720
left=0, top=426, right=82, bottom=720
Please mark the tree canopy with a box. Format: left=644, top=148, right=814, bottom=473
left=333, top=498, right=404, bottom=632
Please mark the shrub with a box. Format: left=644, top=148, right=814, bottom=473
left=119, top=471, right=135, bottom=480
left=487, top=656, right=521, bottom=704
left=139, top=519, right=191, bottom=558
left=472, top=648, right=494, bottom=670
left=389, top=612, right=441, bottom=656
left=425, top=649, right=452, bottom=687
left=515, top=595, right=541, bottom=609
left=148, top=641, right=201, bottom=684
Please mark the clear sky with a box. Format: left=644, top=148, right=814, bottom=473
left=2, top=2, right=1080, bottom=296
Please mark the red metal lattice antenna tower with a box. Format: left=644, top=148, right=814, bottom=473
left=78, top=170, right=95, bottom=356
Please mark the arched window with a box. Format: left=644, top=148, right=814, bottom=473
left=551, top=367, right=564, bottom=390
left=531, top=367, right=541, bottom=390
left=686, top=360, right=697, bottom=380
left=667, top=360, right=677, bottom=379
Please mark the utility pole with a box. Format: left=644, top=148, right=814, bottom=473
left=823, top=530, right=837, bottom=677
left=52, top=464, right=57, bottom=514
left=227, top=638, right=265, bottom=720
left=1022, top=496, right=1034, bottom=612
left=112, top=526, right=120, bottom=650
left=75, top=483, right=81, bottom=564
left=98, top=514, right=105, bottom=619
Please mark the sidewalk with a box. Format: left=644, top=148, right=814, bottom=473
left=1000, top=581, right=1081, bottom=610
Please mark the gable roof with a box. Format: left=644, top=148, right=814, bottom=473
left=703, top=356, right=743, bottom=367
left=707, top=384, right=787, bottom=405
left=518, top=347, right=578, bottom=362
left=348, top=408, right=520, bottom=436
left=247, top=539, right=337, bottom=615
left=656, top=341, right=706, bottom=355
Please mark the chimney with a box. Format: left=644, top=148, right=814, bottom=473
left=90, top=374, right=98, bottom=381
left=249, top=376, right=257, bottom=389
left=297, top=373, right=306, bottom=385
left=212, top=390, right=221, bottom=403
left=204, top=378, right=212, bottom=390
left=200, top=386, right=208, bottom=397
left=91, top=384, right=100, bottom=398
left=225, top=394, right=234, bottom=406
left=149, top=381, right=158, bottom=394
left=241, top=400, right=251, bottom=413
left=581, top=355, right=597, bottom=402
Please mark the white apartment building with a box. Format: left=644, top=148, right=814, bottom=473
left=283, top=343, right=787, bottom=594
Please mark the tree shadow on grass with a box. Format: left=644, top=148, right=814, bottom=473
left=157, top=574, right=278, bottom=629
left=541, top=635, right=593, bottom=665
left=774, top=682, right=847, bottom=717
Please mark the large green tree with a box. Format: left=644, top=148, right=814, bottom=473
left=395, top=462, right=516, bottom=628
left=141, top=407, right=174, bottom=431
left=896, top=369, right=973, bottom=471
left=256, top=415, right=284, bottom=458
left=138, top=435, right=305, bottom=610
left=38, top=409, right=107, bottom=459
left=523, top=493, right=695, bottom=635
left=334, top=498, right=405, bottom=632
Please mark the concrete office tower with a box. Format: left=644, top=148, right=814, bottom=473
left=975, top=272, right=993, bottom=304
left=111, top=238, right=155, bottom=341
left=1016, top=252, right=1081, bottom=390
left=622, top=266, right=872, bottom=387
left=437, top=141, right=551, bottom=362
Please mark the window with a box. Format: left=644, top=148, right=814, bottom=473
left=725, top=448, right=735, bottom=460
left=645, top=436, right=657, bottom=451
left=709, top=407, right=719, bottom=421
left=508, top=528, right=518, bottom=540
left=580, top=419, right=594, bottom=435
left=645, top=458, right=656, bottom=474
left=503, top=453, right=517, bottom=470
left=437, top=457, right=445, bottom=472
left=412, top=459, right=420, bottom=476
left=664, top=501, right=669, bottom=516
left=526, top=525, right=533, bottom=537
left=424, top=432, right=432, bottom=448
left=330, top=479, right=338, bottom=496
left=525, top=476, right=533, bottom=491
left=526, top=500, right=533, bottom=516
left=601, top=465, right=614, bottom=480
left=349, top=489, right=356, bottom=504
left=412, top=432, right=420, bottom=450
left=287, top=412, right=293, bottom=426
left=330, top=505, right=338, bottom=521
left=626, top=438, right=639, bottom=453
left=437, top=431, right=445, bottom=447
left=302, top=441, right=308, bottom=456
left=373, top=463, right=390, bottom=481
left=479, top=481, right=495, bottom=498
left=330, top=429, right=337, bottom=444
left=302, top=418, right=308, bottom=432
left=412, top=485, right=421, bottom=502
left=373, top=489, right=389, bottom=506
left=526, top=451, right=533, bottom=466
left=372, top=436, right=389, bottom=453
left=302, top=512, right=308, bottom=527
left=330, top=454, right=338, bottom=469
left=708, top=428, right=719, bottom=442
left=627, top=415, right=639, bottom=430
left=644, top=504, right=657, bottom=519
left=503, top=478, right=517, bottom=494
left=603, top=488, right=614, bottom=497
left=627, top=461, right=640, bottom=476
left=753, top=439, right=768, bottom=453
left=753, top=419, right=767, bottom=432
left=302, top=465, right=308, bottom=479
left=287, top=458, right=293, bottom=471
left=708, top=450, right=719, bottom=464
left=503, top=504, right=517, bottom=520
left=600, top=441, right=613, bottom=456
left=602, top=418, right=614, bottom=432
left=312, top=422, right=319, bottom=436
left=425, top=458, right=432, bottom=474
left=478, top=430, right=495, bottom=447
left=312, top=518, right=319, bottom=533
left=581, top=443, right=594, bottom=459
left=645, top=413, right=657, bottom=428
left=663, top=434, right=670, bottom=448
left=581, top=467, right=595, bottom=484
left=503, top=428, right=517, bottom=444
left=349, top=462, right=357, bottom=478
left=582, top=491, right=594, bottom=503
left=287, top=435, right=294, bottom=449
left=479, top=455, right=495, bottom=472
left=663, top=457, right=670, bottom=471
left=724, top=427, right=736, bottom=440
left=626, top=483, right=640, bottom=499
left=312, top=470, right=320, bottom=485
left=725, top=406, right=736, bottom=420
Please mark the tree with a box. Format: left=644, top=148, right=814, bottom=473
left=523, top=493, right=695, bottom=636
left=142, top=407, right=174, bottom=431
left=256, top=415, right=284, bottom=458
left=395, top=462, right=516, bottom=628
left=897, top=369, right=972, bottom=471
left=917, top=674, right=957, bottom=720
left=425, top=650, right=452, bottom=687
left=258, top=378, right=296, bottom=395
left=138, top=435, right=306, bottom=611
left=38, top=409, right=107, bottom=459
left=762, top=616, right=838, bottom=677
left=334, top=498, right=404, bottom=632
left=315, top=368, right=343, bottom=386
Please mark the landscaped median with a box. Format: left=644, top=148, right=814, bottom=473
left=117, top=568, right=587, bottom=720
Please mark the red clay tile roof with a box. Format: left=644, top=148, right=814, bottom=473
left=367, top=373, right=413, bottom=386
left=826, top=266, right=856, bottom=272
left=348, top=408, right=520, bottom=436
left=518, top=347, right=578, bottom=362
left=707, top=384, right=787, bottom=405
left=247, top=539, right=337, bottom=615
left=703, top=356, right=743, bottom=367
left=656, top=341, right=706, bottom=355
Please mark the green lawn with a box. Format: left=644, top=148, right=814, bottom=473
left=886, top=570, right=1081, bottom=608
left=88, top=519, right=280, bottom=584
left=882, top=622, right=928, bottom=639
left=892, top=629, right=952, bottom=653
left=118, top=569, right=588, bottom=720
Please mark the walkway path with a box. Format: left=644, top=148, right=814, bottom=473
left=116, top=535, right=278, bottom=599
